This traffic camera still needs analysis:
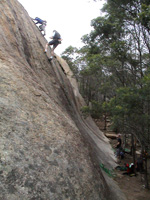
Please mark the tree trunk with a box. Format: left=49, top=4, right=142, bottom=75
left=104, top=114, right=107, bottom=130
left=143, top=148, right=149, bottom=189
left=131, top=134, right=136, bottom=175
left=103, top=95, right=107, bottom=130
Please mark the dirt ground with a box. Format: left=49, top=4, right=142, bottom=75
left=95, top=119, right=150, bottom=200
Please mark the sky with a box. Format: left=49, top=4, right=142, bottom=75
left=18, top=0, right=105, bottom=56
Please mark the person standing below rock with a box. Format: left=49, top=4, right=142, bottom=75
left=44, top=30, right=62, bottom=60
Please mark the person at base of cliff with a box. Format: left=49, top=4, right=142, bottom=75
left=39, top=21, right=47, bottom=36
left=44, top=30, right=62, bottom=60
left=123, top=163, right=135, bottom=176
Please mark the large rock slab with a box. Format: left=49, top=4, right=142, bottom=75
left=0, top=0, right=126, bottom=199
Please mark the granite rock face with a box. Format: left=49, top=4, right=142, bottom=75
left=0, top=0, right=126, bottom=199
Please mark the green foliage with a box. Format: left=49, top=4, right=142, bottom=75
left=61, top=0, right=150, bottom=150
left=104, top=80, right=150, bottom=146
left=81, top=101, right=103, bottom=119
left=80, top=106, right=90, bottom=118
left=138, top=3, right=150, bottom=32
left=90, top=101, right=103, bottom=118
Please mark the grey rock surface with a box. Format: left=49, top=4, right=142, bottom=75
left=0, top=0, right=126, bottom=199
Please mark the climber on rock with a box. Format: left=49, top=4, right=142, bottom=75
left=44, top=30, right=62, bottom=60
left=32, top=17, right=47, bottom=36
left=39, top=21, right=47, bottom=36
left=33, top=17, right=46, bottom=25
